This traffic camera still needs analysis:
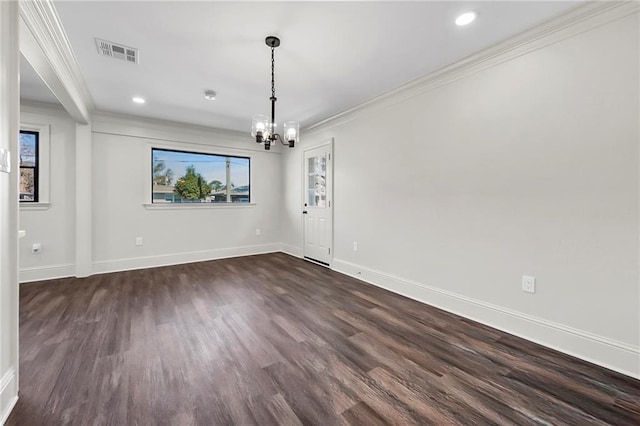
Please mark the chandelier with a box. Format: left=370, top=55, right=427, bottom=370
left=251, top=36, right=299, bottom=150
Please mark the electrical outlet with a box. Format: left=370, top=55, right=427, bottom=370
left=255, top=229, right=261, bottom=236
left=32, top=243, right=41, bottom=254
left=135, top=237, right=143, bottom=246
left=353, top=242, right=358, bottom=251
left=522, top=275, right=535, bottom=294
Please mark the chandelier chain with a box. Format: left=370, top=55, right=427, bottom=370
left=271, top=47, right=276, bottom=99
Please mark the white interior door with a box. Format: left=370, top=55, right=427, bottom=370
left=303, top=142, right=332, bottom=265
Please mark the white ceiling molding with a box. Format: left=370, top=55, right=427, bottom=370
left=305, top=1, right=639, bottom=135
left=91, top=111, right=279, bottom=155
left=19, top=0, right=93, bottom=124
left=19, top=99, right=68, bottom=116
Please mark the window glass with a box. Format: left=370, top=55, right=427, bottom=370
left=152, top=148, right=250, bottom=203
left=19, top=131, right=39, bottom=202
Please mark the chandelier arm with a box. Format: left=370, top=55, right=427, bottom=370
left=272, top=133, right=289, bottom=146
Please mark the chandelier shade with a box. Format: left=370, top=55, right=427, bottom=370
left=284, top=121, right=299, bottom=145
left=251, top=115, right=269, bottom=139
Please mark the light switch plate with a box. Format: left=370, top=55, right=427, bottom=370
left=0, top=147, right=10, bottom=173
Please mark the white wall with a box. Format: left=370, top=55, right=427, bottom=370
left=90, top=114, right=283, bottom=273
left=19, top=103, right=76, bottom=282
left=0, top=2, right=20, bottom=423
left=283, top=10, right=640, bottom=377
left=18, top=108, right=284, bottom=279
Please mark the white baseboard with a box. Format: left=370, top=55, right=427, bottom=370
left=19, top=263, right=74, bottom=283
left=16, top=249, right=639, bottom=379
left=0, top=368, right=17, bottom=425
left=332, top=258, right=640, bottom=379
left=280, top=243, right=303, bottom=258
left=92, top=243, right=281, bottom=275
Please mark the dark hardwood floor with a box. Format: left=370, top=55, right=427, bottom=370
left=7, top=253, right=640, bottom=425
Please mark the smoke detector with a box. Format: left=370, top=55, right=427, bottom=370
left=95, top=38, right=138, bottom=64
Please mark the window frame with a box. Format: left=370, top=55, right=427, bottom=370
left=19, top=123, right=50, bottom=210
left=150, top=147, right=252, bottom=205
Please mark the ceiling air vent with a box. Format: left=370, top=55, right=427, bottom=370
left=95, top=38, right=138, bottom=64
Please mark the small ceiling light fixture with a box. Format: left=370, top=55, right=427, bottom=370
left=132, top=96, right=146, bottom=104
left=251, top=36, right=299, bottom=150
left=455, top=11, right=477, bottom=26
left=204, top=90, right=217, bottom=101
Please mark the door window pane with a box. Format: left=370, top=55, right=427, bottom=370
left=307, top=155, right=326, bottom=208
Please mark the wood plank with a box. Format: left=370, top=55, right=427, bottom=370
left=7, top=252, right=640, bottom=425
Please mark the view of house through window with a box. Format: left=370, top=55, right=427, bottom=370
left=19, top=130, right=39, bottom=202
left=152, top=148, right=250, bottom=203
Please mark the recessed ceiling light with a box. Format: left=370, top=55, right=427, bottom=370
left=132, top=97, right=146, bottom=104
left=455, top=11, right=477, bottom=26
left=204, top=90, right=216, bottom=101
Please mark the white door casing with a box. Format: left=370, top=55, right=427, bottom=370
left=303, top=141, right=333, bottom=265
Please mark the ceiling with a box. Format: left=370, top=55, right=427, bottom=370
left=22, top=1, right=581, bottom=132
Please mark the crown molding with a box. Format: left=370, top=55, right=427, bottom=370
left=20, top=99, right=68, bottom=115
left=91, top=111, right=283, bottom=155
left=19, top=0, right=94, bottom=124
left=92, top=110, right=254, bottom=143
left=305, top=1, right=639, bottom=134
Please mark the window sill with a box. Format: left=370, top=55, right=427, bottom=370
left=20, top=202, right=50, bottom=211
left=143, top=202, right=255, bottom=210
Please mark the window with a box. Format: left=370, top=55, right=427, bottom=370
left=19, top=130, right=39, bottom=202
left=151, top=148, right=250, bottom=204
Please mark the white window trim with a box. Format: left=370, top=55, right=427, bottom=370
left=19, top=122, right=50, bottom=210
left=143, top=202, right=256, bottom=210
left=145, top=142, right=254, bottom=208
